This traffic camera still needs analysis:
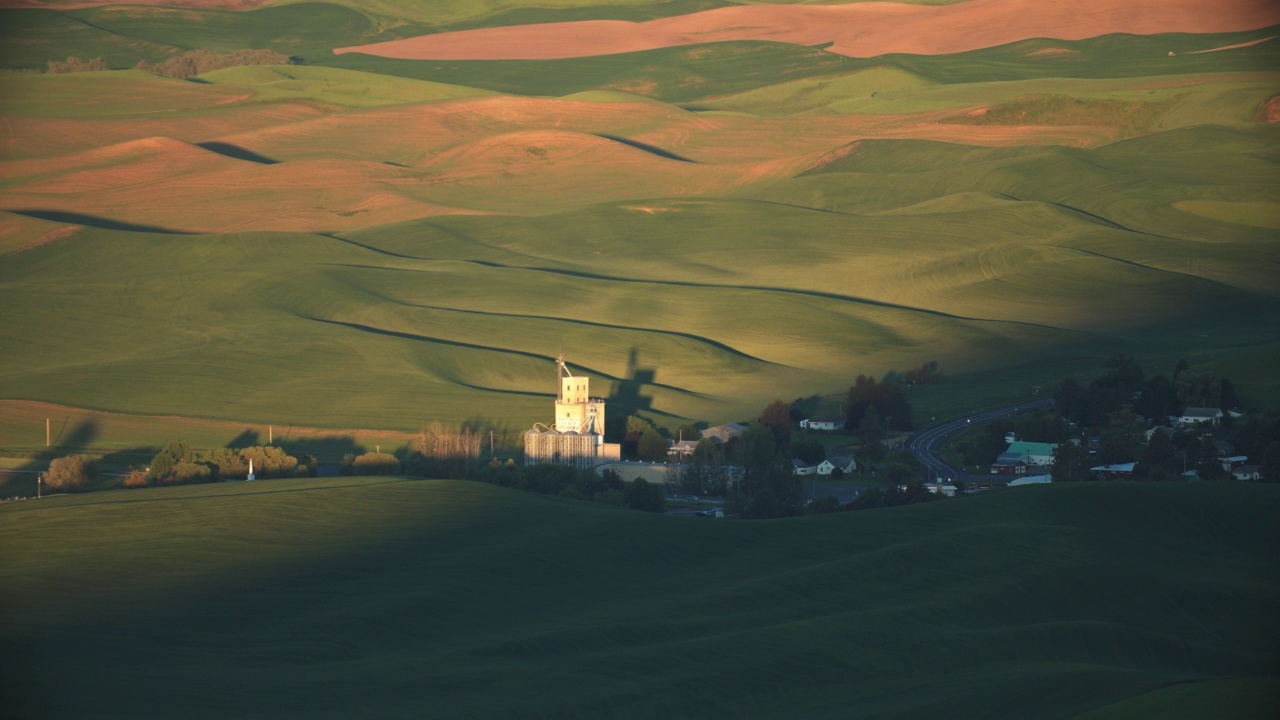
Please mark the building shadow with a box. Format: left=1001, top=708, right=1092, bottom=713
left=605, top=347, right=658, bottom=440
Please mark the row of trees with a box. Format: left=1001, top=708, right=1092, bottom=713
left=46, top=56, right=108, bottom=74
left=1043, top=356, right=1277, bottom=482
left=135, top=49, right=296, bottom=79
left=1054, top=354, right=1238, bottom=429
left=845, top=375, right=913, bottom=432
left=137, top=441, right=317, bottom=487
left=473, top=460, right=665, bottom=512
left=45, top=50, right=297, bottom=78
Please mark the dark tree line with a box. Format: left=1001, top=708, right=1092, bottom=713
left=846, top=375, right=913, bottom=432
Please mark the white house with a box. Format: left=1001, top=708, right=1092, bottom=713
left=668, top=440, right=699, bottom=458
left=1233, top=465, right=1261, bottom=481
left=801, top=416, right=846, bottom=431
left=1177, top=407, right=1223, bottom=427
left=792, top=458, right=817, bottom=476
left=816, top=454, right=856, bottom=476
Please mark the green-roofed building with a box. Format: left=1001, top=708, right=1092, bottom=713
left=1005, top=441, right=1059, bottom=466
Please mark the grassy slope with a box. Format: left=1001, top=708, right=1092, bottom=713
left=197, top=64, right=498, bottom=107
left=1, top=479, right=1277, bottom=718
left=1, top=118, right=1276, bottom=429
left=0, top=9, right=1277, bottom=437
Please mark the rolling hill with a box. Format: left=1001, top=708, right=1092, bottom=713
left=1, top=478, right=1277, bottom=718
left=0, top=0, right=1278, bottom=439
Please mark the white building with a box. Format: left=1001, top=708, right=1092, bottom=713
left=1177, top=407, right=1223, bottom=427
left=524, top=355, right=621, bottom=468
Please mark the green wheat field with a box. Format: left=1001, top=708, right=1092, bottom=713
left=1, top=0, right=1278, bottom=716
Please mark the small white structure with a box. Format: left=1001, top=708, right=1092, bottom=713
left=247, top=458, right=255, bottom=481
left=801, top=416, right=846, bottom=431
left=1008, top=474, right=1051, bottom=487
left=792, top=458, right=817, bottom=476
left=1177, top=407, right=1223, bottom=427
left=1091, top=462, right=1136, bottom=476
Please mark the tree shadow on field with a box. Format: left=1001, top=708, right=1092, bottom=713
left=195, top=142, right=280, bottom=165
left=277, top=437, right=368, bottom=468
left=227, top=430, right=262, bottom=448
left=594, top=134, right=696, bottom=163
left=51, top=419, right=99, bottom=451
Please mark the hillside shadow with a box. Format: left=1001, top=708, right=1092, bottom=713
left=594, top=134, right=696, bottom=163
left=51, top=419, right=99, bottom=451
left=227, top=430, right=262, bottom=448
left=10, top=210, right=191, bottom=235
left=195, top=142, right=280, bottom=165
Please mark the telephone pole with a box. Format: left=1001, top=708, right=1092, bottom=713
left=46, top=417, right=50, bottom=448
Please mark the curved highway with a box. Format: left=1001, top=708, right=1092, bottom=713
left=907, top=397, right=1054, bottom=483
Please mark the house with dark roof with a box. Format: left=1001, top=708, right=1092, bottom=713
left=1177, top=407, right=1223, bottom=427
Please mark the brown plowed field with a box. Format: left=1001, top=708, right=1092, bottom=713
left=335, top=0, right=1280, bottom=61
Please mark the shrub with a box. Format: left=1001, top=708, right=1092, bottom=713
left=46, top=56, right=107, bottom=74
left=123, top=470, right=150, bottom=489
left=45, top=455, right=98, bottom=491
left=349, top=452, right=400, bottom=476
left=239, top=446, right=298, bottom=478
left=160, top=461, right=214, bottom=485
left=149, top=440, right=191, bottom=481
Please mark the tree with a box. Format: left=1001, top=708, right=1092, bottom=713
left=1261, top=441, right=1280, bottom=483
left=691, top=437, right=717, bottom=465
left=855, top=438, right=886, bottom=472
left=45, top=455, right=98, bottom=491
left=742, top=488, right=785, bottom=519
left=741, top=423, right=777, bottom=482
left=1136, top=429, right=1177, bottom=481
left=637, top=427, right=669, bottom=462
left=846, top=375, right=878, bottom=428
left=1051, top=441, right=1090, bottom=482
left=624, top=478, right=666, bottom=513
left=760, top=400, right=791, bottom=449
left=858, top=405, right=884, bottom=444
left=148, top=440, right=190, bottom=480
left=349, top=452, right=401, bottom=476
left=808, top=495, right=842, bottom=515
left=241, top=446, right=299, bottom=478
left=791, top=437, right=826, bottom=465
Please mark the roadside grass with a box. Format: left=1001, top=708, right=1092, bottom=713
left=1, top=479, right=1276, bottom=718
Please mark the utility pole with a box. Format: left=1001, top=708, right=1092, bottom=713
left=37, top=473, right=42, bottom=499
left=490, top=431, right=495, bottom=459
left=46, top=417, right=50, bottom=448
left=269, top=425, right=273, bottom=444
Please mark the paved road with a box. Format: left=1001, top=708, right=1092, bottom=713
left=907, top=397, right=1054, bottom=483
